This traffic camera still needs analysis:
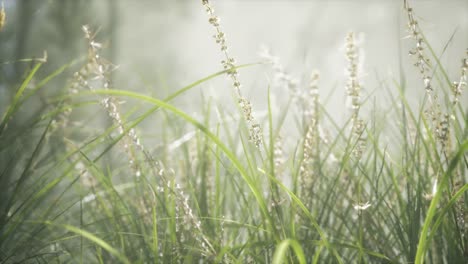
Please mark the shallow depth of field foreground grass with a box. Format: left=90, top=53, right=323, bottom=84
left=0, top=1, right=467, bottom=263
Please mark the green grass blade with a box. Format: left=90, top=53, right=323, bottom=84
left=45, top=222, right=131, bottom=264
left=0, top=62, right=43, bottom=134
left=414, top=140, right=468, bottom=263
left=272, top=239, right=306, bottom=264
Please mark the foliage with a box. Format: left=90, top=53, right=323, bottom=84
left=0, top=1, right=466, bottom=263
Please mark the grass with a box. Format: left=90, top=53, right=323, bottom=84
left=0, top=0, right=467, bottom=263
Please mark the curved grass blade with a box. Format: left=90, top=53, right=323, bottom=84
left=414, top=140, right=468, bottom=263
left=44, top=222, right=131, bottom=264
left=272, top=239, right=306, bottom=264
left=0, top=62, right=43, bottom=134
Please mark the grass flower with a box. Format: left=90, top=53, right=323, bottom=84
left=259, top=45, right=299, bottom=100
left=404, top=2, right=467, bottom=160
left=173, top=182, right=216, bottom=256
left=344, top=32, right=366, bottom=159
left=273, top=134, right=285, bottom=171
left=353, top=201, right=371, bottom=211
left=403, top=1, right=450, bottom=155
left=404, top=0, right=433, bottom=92
left=345, top=32, right=363, bottom=114
left=298, top=71, right=322, bottom=205
left=77, top=25, right=144, bottom=178
left=201, top=0, right=262, bottom=148
left=451, top=53, right=467, bottom=106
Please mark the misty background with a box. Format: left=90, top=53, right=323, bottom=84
left=1, top=0, right=467, bottom=135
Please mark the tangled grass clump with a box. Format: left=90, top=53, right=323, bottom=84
left=0, top=0, right=466, bottom=263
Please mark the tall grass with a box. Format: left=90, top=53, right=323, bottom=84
left=1, top=0, right=466, bottom=263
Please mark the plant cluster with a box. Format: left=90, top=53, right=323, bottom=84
left=0, top=0, right=466, bottom=263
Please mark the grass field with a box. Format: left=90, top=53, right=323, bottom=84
left=0, top=1, right=467, bottom=263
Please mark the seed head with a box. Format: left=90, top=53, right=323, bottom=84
left=353, top=201, right=371, bottom=211
left=404, top=1, right=433, bottom=93
left=344, top=32, right=367, bottom=159
left=201, top=0, right=263, bottom=148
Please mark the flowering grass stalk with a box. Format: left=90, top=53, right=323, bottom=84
left=201, top=0, right=262, bottom=148
left=345, top=32, right=366, bottom=160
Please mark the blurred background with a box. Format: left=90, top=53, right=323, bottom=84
left=0, top=0, right=467, bottom=125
